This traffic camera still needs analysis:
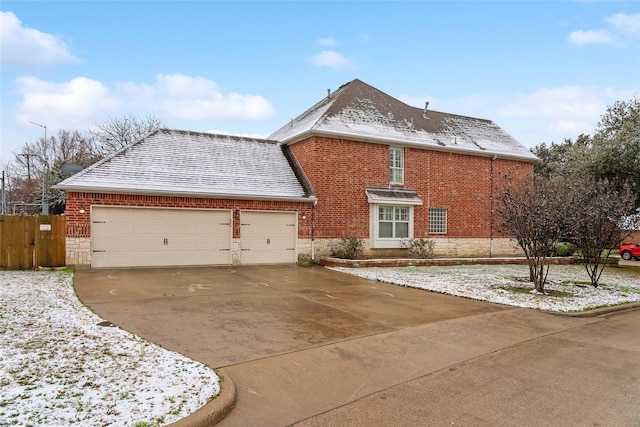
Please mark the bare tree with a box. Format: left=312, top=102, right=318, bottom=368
left=1, top=159, right=39, bottom=214
left=4, top=115, right=164, bottom=214
left=569, top=178, right=637, bottom=287
left=493, top=176, right=571, bottom=293
left=90, top=114, right=164, bottom=156
left=11, top=129, right=102, bottom=214
left=49, top=129, right=101, bottom=168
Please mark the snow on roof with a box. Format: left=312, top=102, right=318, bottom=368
left=56, top=129, right=315, bottom=201
left=269, top=79, right=539, bottom=162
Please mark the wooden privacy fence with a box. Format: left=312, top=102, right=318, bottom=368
left=0, top=215, right=66, bottom=270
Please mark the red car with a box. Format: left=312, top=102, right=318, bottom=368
left=620, top=242, right=640, bottom=261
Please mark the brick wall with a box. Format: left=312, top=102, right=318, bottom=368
left=64, top=192, right=315, bottom=266
left=64, top=192, right=314, bottom=239
left=63, top=137, right=534, bottom=264
left=290, top=135, right=534, bottom=241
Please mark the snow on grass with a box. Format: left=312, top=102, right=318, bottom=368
left=0, top=270, right=219, bottom=427
left=331, top=264, right=640, bottom=312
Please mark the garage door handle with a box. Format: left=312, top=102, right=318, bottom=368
left=93, top=250, right=106, bottom=253
left=164, top=238, right=168, bottom=245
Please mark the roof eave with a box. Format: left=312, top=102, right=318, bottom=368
left=54, top=185, right=318, bottom=204
left=279, top=129, right=540, bottom=163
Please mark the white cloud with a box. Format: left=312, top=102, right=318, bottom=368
left=311, top=50, right=353, bottom=70
left=120, top=74, right=276, bottom=120
left=316, top=37, right=336, bottom=46
left=569, top=29, right=614, bottom=46
left=12, top=74, right=276, bottom=134
left=569, top=12, right=640, bottom=46
left=15, top=76, right=117, bottom=129
left=0, top=11, right=80, bottom=68
left=496, top=86, right=635, bottom=145
left=499, top=86, right=604, bottom=120
left=400, top=86, right=634, bottom=147
left=606, top=12, right=640, bottom=36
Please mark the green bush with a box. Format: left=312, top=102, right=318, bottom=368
left=401, top=238, right=435, bottom=259
left=554, top=242, right=577, bottom=257
left=330, top=237, right=365, bottom=259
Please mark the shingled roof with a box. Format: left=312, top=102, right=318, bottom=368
left=269, top=79, right=538, bottom=162
left=55, top=129, right=316, bottom=201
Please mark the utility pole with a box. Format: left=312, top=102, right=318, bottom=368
left=1, top=170, right=6, bottom=215
left=30, top=121, right=48, bottom=215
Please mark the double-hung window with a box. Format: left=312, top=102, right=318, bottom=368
left=378, top=206, right=409, bottom=239
left=390, top=147, right=404, bottom=184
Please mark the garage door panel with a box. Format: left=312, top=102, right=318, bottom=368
left=91, top=207, right=231, bottom=268
left=240, top=211, right=297, bottom=264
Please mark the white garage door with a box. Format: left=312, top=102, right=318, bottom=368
left=240, top=211, right=297, bottom=264
left=91, top=207, right=232, bottom=268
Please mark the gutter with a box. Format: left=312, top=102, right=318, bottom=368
left=53, top=185, right=317, bottom=204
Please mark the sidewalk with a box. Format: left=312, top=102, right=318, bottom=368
left=216, top=308, right=614, bottom=426
left=294, top=307, right=640, bottom=426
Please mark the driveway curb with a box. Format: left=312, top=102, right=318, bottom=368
left=169, top=370, right=236, bottom=427
left=549, top=301, right=640, bottom=317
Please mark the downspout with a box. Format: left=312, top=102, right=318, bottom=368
left=489, top=155, right=497, bottom=258
left=311, top=200, right=317, bottom=261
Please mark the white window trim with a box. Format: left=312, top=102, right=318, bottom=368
left=370, top=204, right=414, bottom=248
left=390, top=146, right=404, bottom=185
left=366, top=187, right=422, bottom=249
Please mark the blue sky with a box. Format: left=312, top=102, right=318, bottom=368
left=1, top=1, right=638, bottom=162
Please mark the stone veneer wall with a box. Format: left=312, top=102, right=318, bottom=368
left=66, top=237, right=91, bottom=266
left=299, top=237, right=524, bottom=261
left=69, top=236, right=522, bottom=267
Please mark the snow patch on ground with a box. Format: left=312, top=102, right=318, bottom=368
left=331, top=264, right=640, bottom=312
left=2, top=265, right=638, bottom=426
left=0, top=271, right=219, bottom=426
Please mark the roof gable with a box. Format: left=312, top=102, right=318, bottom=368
left=269, top=79, right=538, bottom=162
left=56, top=129, right=315, bottom=201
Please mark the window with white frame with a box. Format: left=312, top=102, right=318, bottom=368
left=429, top=208, right=447, bottom=234
left=378, top=206, right=410, bottom=238
left=366, top=187, right=422, bottom=249
left=390, top=146, right=404, bottom=184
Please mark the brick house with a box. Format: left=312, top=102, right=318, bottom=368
left=57, top=79, right=537, bottom=268
left=269, top=79, right=538, bottom=258
left=57, top=131, right=316, bottom=267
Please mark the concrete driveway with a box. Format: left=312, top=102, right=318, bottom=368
left=74, top=264, right=640, bottom=426
left=74, top=264, right=506, bottom=367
